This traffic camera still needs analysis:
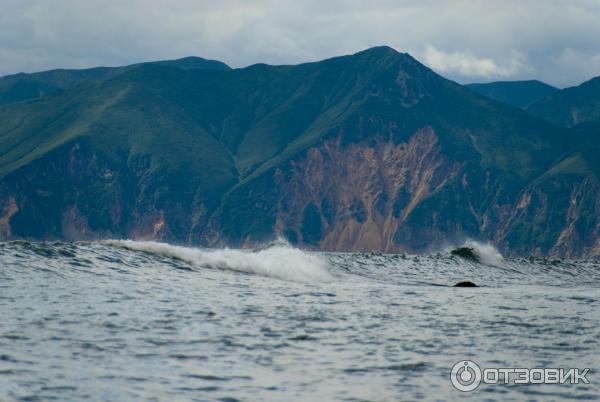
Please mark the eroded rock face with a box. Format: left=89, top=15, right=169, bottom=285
left=2, top=125, right=599, bottom=258
left=0, top=140, right=196, bottom=243
left=204, top=126, right=600, bottom=257
left=500, top=176, right=600, bottom=257
left=273, top=127, right=462, bottom=252
left=0, top=196, right=18, bottom=240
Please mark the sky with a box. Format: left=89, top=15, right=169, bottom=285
left=1, top=0, right=600, bottom=87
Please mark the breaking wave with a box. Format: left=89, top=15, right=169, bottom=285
left=103, top=240, right=333, bottom=283
left=449, top=240, right=505, bottom=267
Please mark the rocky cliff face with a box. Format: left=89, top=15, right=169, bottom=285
left=0, top=139, right=200, bottom=243
left=1, top=124, right=599, bottom=257
left=201, top=127, right=600, bottom=257
left=273, top=128, right=461, bottom=252
left=504, top=178, right=600, bottom=257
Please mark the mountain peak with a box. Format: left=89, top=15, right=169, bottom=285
left=336, top=46, right=428, bottom=77
left=351, top=45, right=409, bottom=61
left=356, top=45, right=399, bottom=54
left=148, top=56, right=230, bottom=71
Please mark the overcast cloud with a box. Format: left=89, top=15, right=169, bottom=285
left=1, top=0, right=600, bottom=87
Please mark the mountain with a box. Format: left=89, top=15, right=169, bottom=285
left=466, top=80, right=558, bottom=108
left=1, top=46, right=597, bottom=257
left=526, top=76, right=600, bottom=127
left=504, top=121, right=600, bottom=256
left=0, top=56, right=230, bottom=106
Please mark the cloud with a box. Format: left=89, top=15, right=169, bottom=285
left=0, top=0, right=600, bottom=86
left=421, top=46, right=532, bottom=79
left=554, top=48, right=600, bottom=84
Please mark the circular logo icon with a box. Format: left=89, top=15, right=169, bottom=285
left=450, top=360, right=482, bottom=392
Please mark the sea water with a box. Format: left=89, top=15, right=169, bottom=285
left=1, top=240, right=599, bottom=401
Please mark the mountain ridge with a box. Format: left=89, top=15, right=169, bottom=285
left=0, top=46, right=598, bottom=257
left=526, top=76, right=600, bottom=127
left=466, top=79, right=558, bottom=108
left=0, top=56, right=230, bottom=106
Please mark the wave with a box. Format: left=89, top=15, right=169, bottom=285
left=102, top=240, right=333, bottom=283
left=449, top=240, right=505, bottom=267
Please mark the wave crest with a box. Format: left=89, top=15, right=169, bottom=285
left=103, top=240, right=333, bottom=282
left=450, top=240, right=505, bottom=267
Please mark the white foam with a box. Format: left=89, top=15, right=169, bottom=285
left=463, top=240, right=505, bottom=267
left=103, top=240, right=333, bottom=283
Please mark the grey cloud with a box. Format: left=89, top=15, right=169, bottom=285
left=420, top=46, right=533, bottom=79
left=1, top=0, right=600, bottom=87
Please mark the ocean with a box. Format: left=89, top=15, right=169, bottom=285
left=1, top=240, right=599, bottom=401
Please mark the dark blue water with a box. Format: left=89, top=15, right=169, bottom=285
left=1, top=240, right=599, bottom=401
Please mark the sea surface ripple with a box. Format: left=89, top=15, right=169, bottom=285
left=1, top=240, right=599, bottom=401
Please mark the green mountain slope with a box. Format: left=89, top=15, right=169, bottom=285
left=0, top=56, right=230, bottom=106
left=466, top=80, right=558, bottom=108
left=1, top=46, right=595, bottom=257
left=503, top=122, right=600, bottom=256
left=526, top=76, right=600, bottom=127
